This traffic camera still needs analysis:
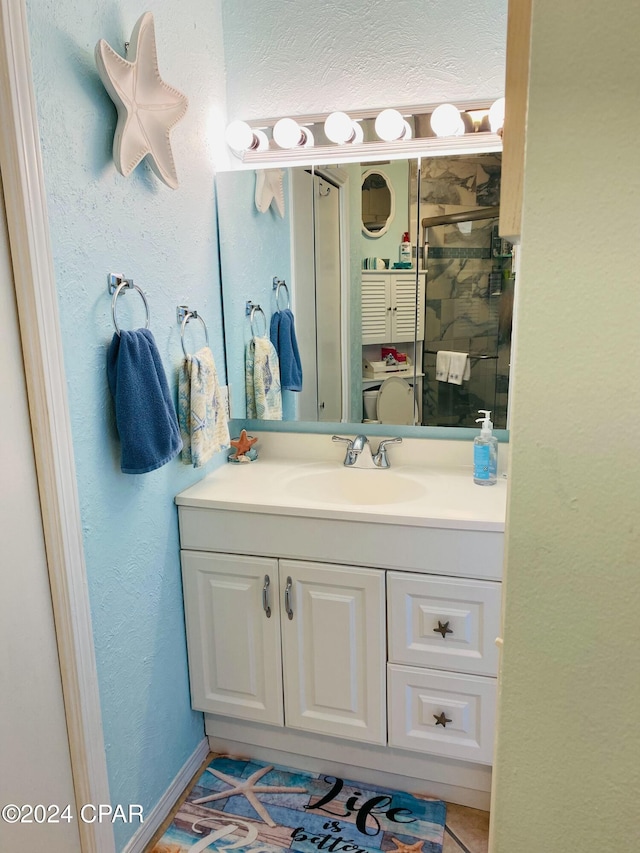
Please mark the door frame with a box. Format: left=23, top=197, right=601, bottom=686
left=0, top=3, right=114, bottom=852
left=314, top=165, right=351, bottom=421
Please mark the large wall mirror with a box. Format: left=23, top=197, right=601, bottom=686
left=216, top=142, right=514, bottom=434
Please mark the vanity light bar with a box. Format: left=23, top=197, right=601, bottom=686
left=224, top=99, right=504, bottom=160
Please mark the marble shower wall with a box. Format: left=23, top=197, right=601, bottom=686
left=411, top=154, right=512, bottom=428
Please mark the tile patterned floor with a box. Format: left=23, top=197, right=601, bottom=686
left=145, top=755, right=489, bottom=853
left=443, top=803, right=489, bottom=852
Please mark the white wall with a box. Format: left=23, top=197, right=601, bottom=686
left=221, top=0, right=507, bottom=120
left=491, top=1, right=640, bottom=849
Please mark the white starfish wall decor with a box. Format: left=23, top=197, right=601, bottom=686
left=95, top=12, right=188, bottom=189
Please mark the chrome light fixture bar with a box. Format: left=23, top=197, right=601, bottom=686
left=225, top=98, right=504, bottom=166
left=240, top=132, right=502, bottom=168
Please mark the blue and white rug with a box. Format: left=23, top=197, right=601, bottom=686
left=152, top=756, right=446, bottom=853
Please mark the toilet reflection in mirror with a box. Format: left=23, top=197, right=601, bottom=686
left=215, top=152, right=513, bottom=430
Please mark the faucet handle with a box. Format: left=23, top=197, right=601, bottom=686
left=332, top=435, right=353, bottom=445
left=374, top=436, right=402, bottom=468
left=377, top=437, right=402, bottom=451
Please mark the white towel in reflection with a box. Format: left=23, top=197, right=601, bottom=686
left=447, top=351, right=471, bottom=385
left=436, top=350, right=451, bottom=381
left=245, top=336, right=282, bottom=420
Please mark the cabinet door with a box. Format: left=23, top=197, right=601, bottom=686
left=361, top=274, right=391, bottom=343
left=181, top=551, right=283, bottom=724
left=499, top=0, right=532, bottom=239
left=391, top=274, right=419, bottom=340
left=280, top=560, right=386, bottom=744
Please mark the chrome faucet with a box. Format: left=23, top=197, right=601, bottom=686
left=332, top=434, right=402, bottom=469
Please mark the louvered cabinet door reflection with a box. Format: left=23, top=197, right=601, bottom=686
left=180, top=550, right=283, bottom=725
left=391, top=274, right=419, bottom=340
left=361, top=274, right=391, bottom=343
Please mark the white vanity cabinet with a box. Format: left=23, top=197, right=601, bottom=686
left=176, top=454, right=506, bottom=809
left=361, top=271, right=426, bottom=344
left=181, top=550, right=386, bottom=744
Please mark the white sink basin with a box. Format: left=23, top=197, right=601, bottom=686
left=176, top=451, right=507, bottom=532
left=284, top=467, right=426, bottom=506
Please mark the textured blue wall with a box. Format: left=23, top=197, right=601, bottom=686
left=25, top=1, right=227, bottom=848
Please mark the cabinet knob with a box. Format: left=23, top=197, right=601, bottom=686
left=434, top=711, right=452, bottom=727
left=262, top=574, right=271, bottom=618
left=433, top=620, right=453, bottom=638
left=284, top=576, right=294, bottom=620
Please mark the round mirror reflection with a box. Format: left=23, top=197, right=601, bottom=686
left=361, top=169, right=395, bottom=237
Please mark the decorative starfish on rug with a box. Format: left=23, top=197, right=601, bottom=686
left=230, top=429, right=258, bottom=458
left=191, top=764, right=307, bottom=827
left=95, top=12, right=188, bottom=188
left=389, top=838, right=424, bottom=853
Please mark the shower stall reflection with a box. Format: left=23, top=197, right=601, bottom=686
left=413, top=155, right=513, bottom=429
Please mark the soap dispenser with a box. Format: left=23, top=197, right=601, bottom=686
left=400, top=232, right=411, bottom=265
left=473, top=410, right=498, bottom=485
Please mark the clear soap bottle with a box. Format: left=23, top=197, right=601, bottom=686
left=473, top=409, right=498, bottom=485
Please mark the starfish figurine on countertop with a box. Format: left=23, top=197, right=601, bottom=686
left=95, top=12, right=188, bottom=188
left=191, top=764, right=307, bottom=827
left=230, top=429, right=258, bottom=458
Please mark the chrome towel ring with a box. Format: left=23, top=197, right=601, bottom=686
left=177, top=305, right=209, bottom=358
left=272, top=276, right=290, bottom=310
left=246, top=300, right=267, bottom=336
left=108, top=273, right=150, bottom=335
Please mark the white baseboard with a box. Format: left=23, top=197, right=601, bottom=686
left=121, top=737, right=210, bottom=853
left=205, top=717, right=491, bottom=811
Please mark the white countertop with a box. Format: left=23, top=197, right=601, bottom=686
left=175, top=435, right=507, bottom=532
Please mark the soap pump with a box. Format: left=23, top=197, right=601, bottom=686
left=473, top=409, right=498, bottom=485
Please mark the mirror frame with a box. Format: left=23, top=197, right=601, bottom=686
left=361, top=168, right=395, bottom=238
left=222, top=127, right=509, bottom=442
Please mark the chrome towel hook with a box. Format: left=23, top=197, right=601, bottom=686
left=246, top=300, right=267, bottom=336
left=177, top=305, right=209, bottom=358
left=108, top=273, right=150, bottom=335
left=272, top=276, right=290, bottom=310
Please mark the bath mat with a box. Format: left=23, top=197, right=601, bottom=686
left=151, top=756, right=446, bottom=853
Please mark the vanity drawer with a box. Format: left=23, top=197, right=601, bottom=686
left=387, top=664, right=496, bottom=764
left=387, top=572, right=501, bottom=676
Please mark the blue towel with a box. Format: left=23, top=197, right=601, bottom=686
left=269, top=309, right=302, bottom=392
left=107, top=328, right=182, bottom=474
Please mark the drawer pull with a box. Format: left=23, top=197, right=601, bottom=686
left=284, top=576, right=294, bottom=620
left=433, top=620, right=453, bottom=638
left=433, top=711, right=452, bottom=727
left=262, top=574, right=271, bottom=618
